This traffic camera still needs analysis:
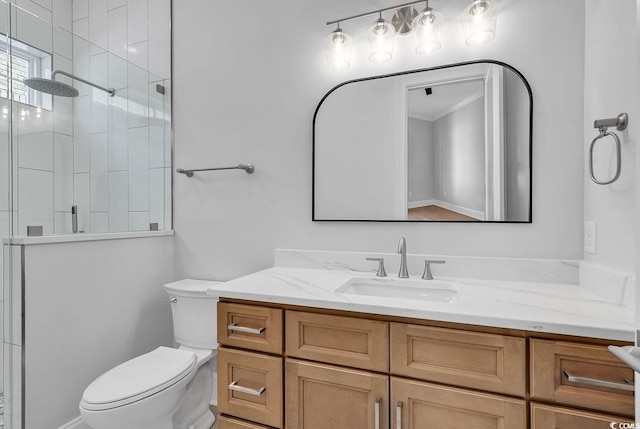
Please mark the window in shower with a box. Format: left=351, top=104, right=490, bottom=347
left=0, top=38, right=51, bottom=108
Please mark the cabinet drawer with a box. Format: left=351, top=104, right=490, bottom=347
left=530, top=339, right=634, bottom=417
left=391, top=377, right=527, bottom=429
left=217, top=415, right=271, bottom=429
left=218, top=302, right=283, bottom=354
left=390, top=323, right=526, bottom=396
left=285, top=310, right=389, bottom=372
left=286, top=358, right=389, bottom=429
left=531, top=402, right=634, bottom=429
left=217, top=347, right=283, bottom=428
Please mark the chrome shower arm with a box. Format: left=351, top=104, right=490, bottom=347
left=52, top=70, right=116, bottom=97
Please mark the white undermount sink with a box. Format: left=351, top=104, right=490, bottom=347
left=336, top=277, right=459, bottom=303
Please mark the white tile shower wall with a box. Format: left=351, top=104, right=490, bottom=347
left=5, top=0, right=170, bottom=235
left=53, top=133, right=73, bottom=212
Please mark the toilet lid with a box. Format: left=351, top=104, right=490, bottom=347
left=81, top=347, right=197, bottom=411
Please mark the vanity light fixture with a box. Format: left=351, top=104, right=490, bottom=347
left=411, top=1, right=443, bottom=55
left=325, top=0, right=498, bottom=71
left=462, top=0, right=498, bottom=47
left=368, top=13, right=396, bottom=63
left=325, top=24, right=352, bottom=72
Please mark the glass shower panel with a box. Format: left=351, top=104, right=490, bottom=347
left=0, top=2, right=10, bottom=428
left=9, top=7, right=171, bottom=236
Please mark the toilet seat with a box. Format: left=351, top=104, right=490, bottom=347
left=81, top=347, right=197, bottom=411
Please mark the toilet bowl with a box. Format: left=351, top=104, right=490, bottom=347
left=79, top=280, right=219, bottom=429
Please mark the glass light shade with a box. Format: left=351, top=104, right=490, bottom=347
left=463, top=0, right=497, bottom=47
left=325, top=28, right=352, bottom=71
left=367, top=18, right=395, bottom=63
left=411, top=8, right=443, bottom=55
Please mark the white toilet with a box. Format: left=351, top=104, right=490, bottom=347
left=79, top=281, right=219, bottom=429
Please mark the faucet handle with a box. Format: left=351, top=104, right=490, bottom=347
left=366, top=258, right=387, bottom=277
left=422, top=260, right=445, bottom=280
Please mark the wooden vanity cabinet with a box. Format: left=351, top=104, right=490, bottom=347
left=217, top=300, right=634, bottom=429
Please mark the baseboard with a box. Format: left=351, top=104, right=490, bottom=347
left=58, top=416, right=90, bottom=429
left=408, top=199, right=484, bottom=220
left=408, top=199, right=436, bottom=209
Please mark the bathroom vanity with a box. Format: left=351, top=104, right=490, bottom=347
left=205, top=251, right=636, bottom=429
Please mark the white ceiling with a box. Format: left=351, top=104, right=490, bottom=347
left=408, top=79, right=485, bottom=122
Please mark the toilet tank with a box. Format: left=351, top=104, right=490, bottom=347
left=163, top=280, right=220, bottom=350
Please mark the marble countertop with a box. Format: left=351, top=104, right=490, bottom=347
left=196, top=266, right=634, bottom=342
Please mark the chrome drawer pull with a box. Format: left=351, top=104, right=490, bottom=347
left=396, top=401, right=403, bottom=429
left=227, top=323, right=265, bottom=335
left=374, top=397, right=381, bottom=429
left=228, top=381, right=266, bottom=396
left=563, top=370, right=634, bottom=392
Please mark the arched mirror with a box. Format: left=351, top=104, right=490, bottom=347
left=313, top=61, right=532, bottom=222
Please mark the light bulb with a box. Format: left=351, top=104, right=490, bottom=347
left=325, top=27, right=352, bottom=71
left=368, top=17, right=395, bottom=63
left=412, top=7, right=443, bottom=55
left=463, top=0, right=497, bottom=47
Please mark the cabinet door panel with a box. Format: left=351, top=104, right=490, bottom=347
left=286, top=358, right=389, bottom=429
left=531, top=402, right=634, bottom=429
left=390, top=323, right=526, bottom=396
left=286, top=311, right=389, bottom=372
left=391, top=377, right=526, bottom=429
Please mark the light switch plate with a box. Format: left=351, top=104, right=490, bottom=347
left=584, top=221, right=597, bottom=254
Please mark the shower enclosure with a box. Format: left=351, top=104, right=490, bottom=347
left=1, top=1, right=172, bottom=427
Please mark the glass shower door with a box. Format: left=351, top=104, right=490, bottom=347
left=0, top=1, right=10, bottom=427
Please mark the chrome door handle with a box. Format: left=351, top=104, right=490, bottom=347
left=227, top=323, right=265, bottom=335
left=396, top=401, right=403, bottom=429
left=228, top=381, right=266, bottom=396
left=563, top=370, right=634, bottom=392
left=374, top=397, right=381, bottom=429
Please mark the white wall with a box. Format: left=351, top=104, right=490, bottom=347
left=407, top=117, right=434, bottom=204
left=21, top=235, right=174, bottom=429
left=583, top=0, right=637, bottom=273
left=173, top=0, right=586, bottom=280
left=314, top=77, right=399, bottom=219
left=504, top=68, right=531, bottom=221
left=433, top=97, right=485, bottom=213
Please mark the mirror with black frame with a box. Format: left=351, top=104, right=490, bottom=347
left=313, top=61, right=532, bottom=222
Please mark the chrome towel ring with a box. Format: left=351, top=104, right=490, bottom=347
left=589, top=113, right=628, bottom=185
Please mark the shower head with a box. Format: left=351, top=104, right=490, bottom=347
left=23, top=70, right=115, bottom=98
left=24, top=77, right=79, bottom=97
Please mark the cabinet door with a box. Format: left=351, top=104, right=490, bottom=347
left=531, top=402, right=634, bottom=429
left=286, top=358, right=389, bottom=429
left=391, top=377, right=526, bottom=429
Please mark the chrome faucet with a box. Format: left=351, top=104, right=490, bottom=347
left=398, top=237, right=409, bottom=278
